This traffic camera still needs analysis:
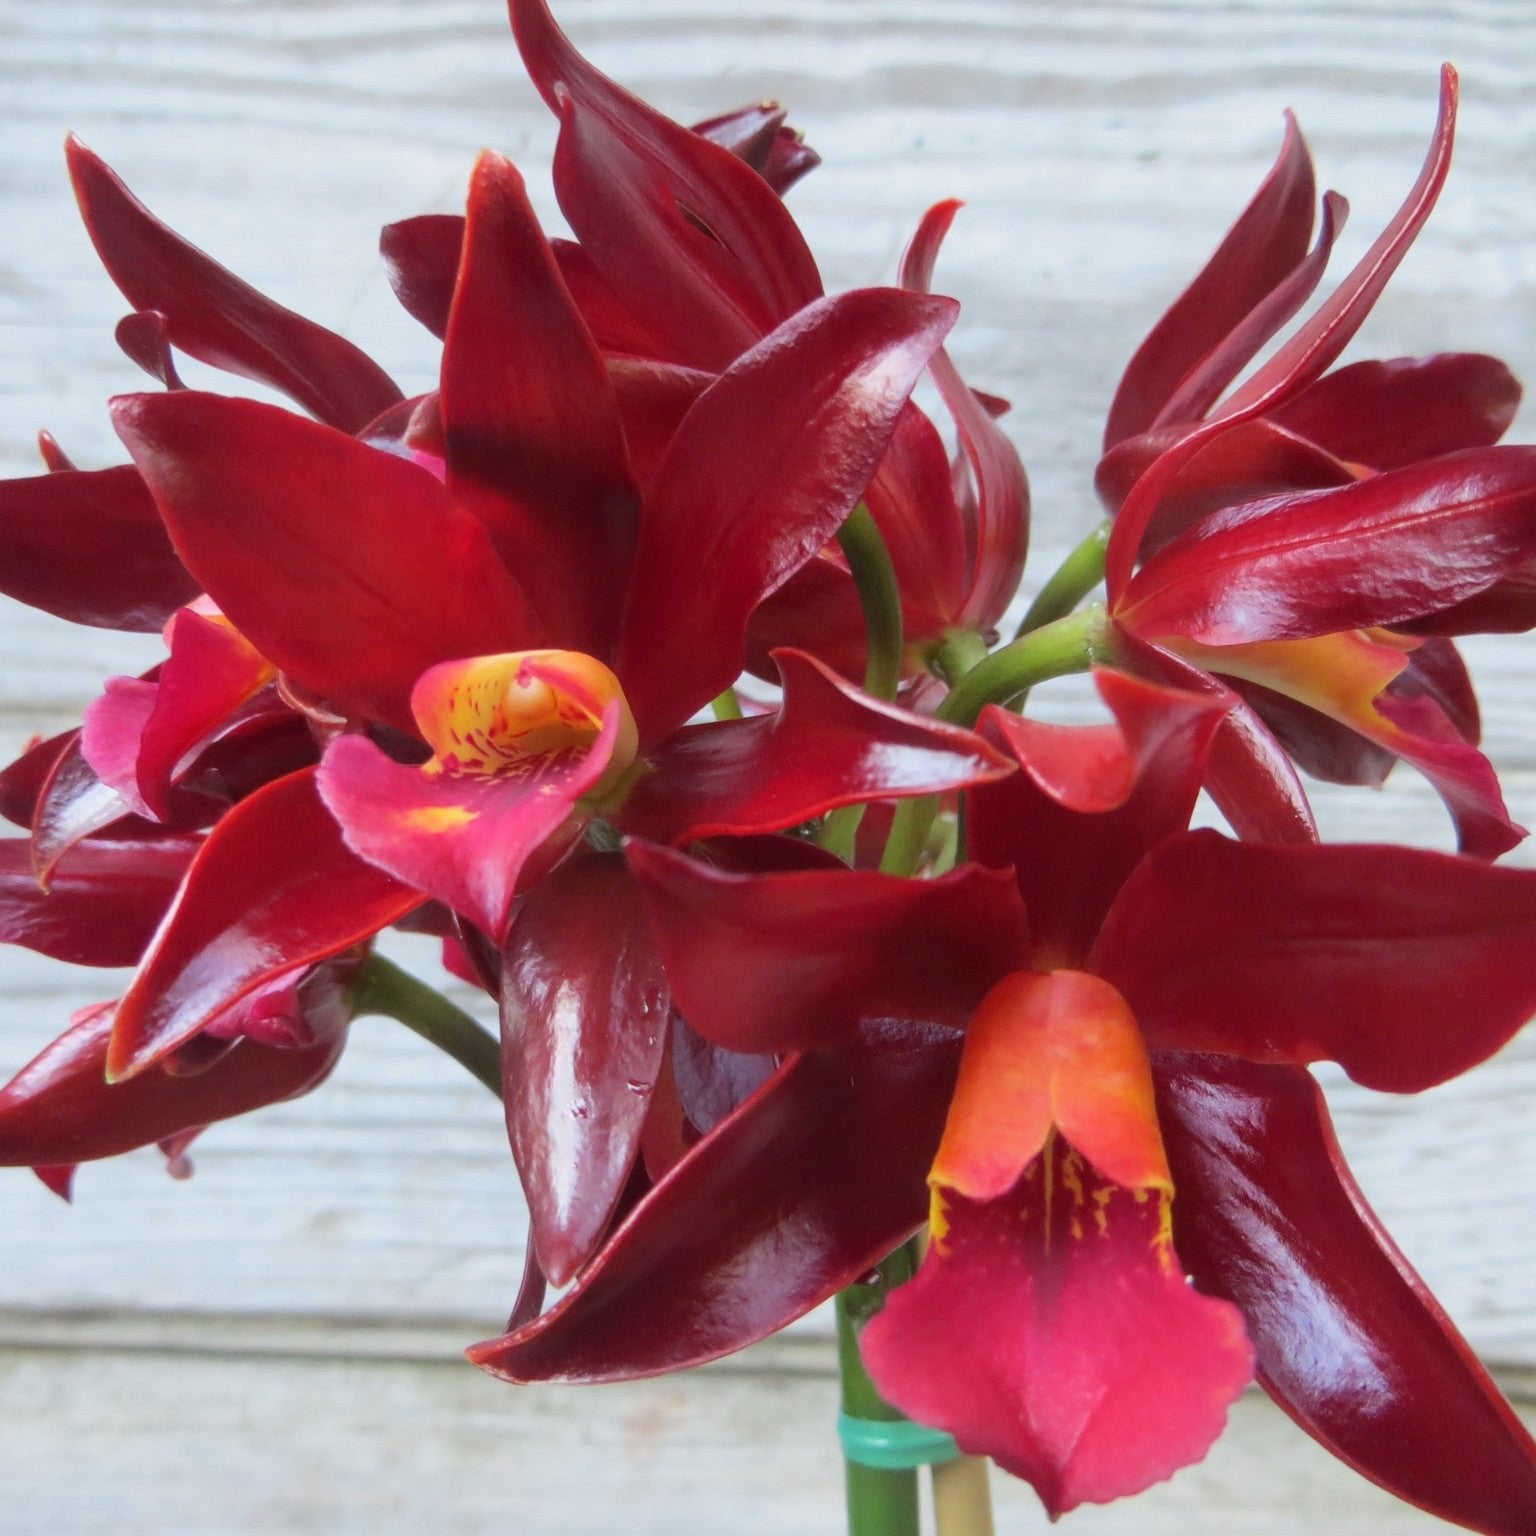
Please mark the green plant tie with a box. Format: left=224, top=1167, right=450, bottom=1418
left=836, top=1412, right=962, bottom=1471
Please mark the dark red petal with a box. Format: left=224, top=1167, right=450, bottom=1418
left=0, top=463, right=198, bottom=631
left=899, top=201, right=1032, bottom=626
left=689, top=103, right=820, bottom=196
left=1094, top=829, right=1536, bottom=1091
left=625, top=841, right=1027, bottom=1052
left=31, top=736, right=135, bottom=883
left=67, top=137, right=401, bottom=432
left=1119, top=447, right=1536, bottom=647
left=551, top=241, right=679, bottom=361
left=0, top=731, right=75, bottom=829
left=606, top=359, right=712, bottom=494
left=379, top=214, right=463, bottom=339
left=0, top=997, right=346, bottom=1169
left=115, top=310, right=186, bottom=390
left=1103, top=114, right=1316, bottom=450
left=107, top=768, right=419, bottom=1079
left=509, top=0, right=823, bottom=370
left=500, top=853, right=670, bottom=1287
left=0, top=835, right=198, bottom=967
left=970, top=670, right=1229, bottom=967
left=1391, top=634, right=1479, bottom=744
left=1400, top=561, right=1536, bottom=636
left=318, top=707, right=620, bottom=944
left=36, top=431, right=76, bottom=473
left=618, top=648, right=1012, bottom=846
left=1157, top=1053, right=1536, bottom=1536
left=1218, top=68, right=1458, bottom=421
left=111, top=392, right=542, bottom=733
left=1230, top=679, right=1396, bottom=788
left=863, top=1143, right=1252, bottom=1516
left=469, top=1022, right=960, bottom=1383
left=1112, top=630, right=1319, bottom=844
left=1273, top=353, right=1522, bottom=470
left=617, top=288, right=957, bottom=742
left=441, top=151, right=640, bottom=660
left=742, top=554, right=871, bottom=682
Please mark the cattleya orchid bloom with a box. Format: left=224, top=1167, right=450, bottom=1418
left=3, top=4, right=1536, bottom=1533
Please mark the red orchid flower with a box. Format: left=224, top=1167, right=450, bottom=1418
left=475, top=671, right=1536, bottom=1533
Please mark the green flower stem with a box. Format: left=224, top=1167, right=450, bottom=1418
left=928, top=627, right=990, bottom=687
left=879, top=795, right=941, bottom=878
left=837, top=1243, right=922, bottom=1536
left=352, top=955, right=503, bottom=1098
left=1015, top=519, right=1111, bottom=638
left=938, top=605, right=1110, bottom=728
left=710, top=687, right=744, bottom=721
left=838, top=503, right=905, bottom=704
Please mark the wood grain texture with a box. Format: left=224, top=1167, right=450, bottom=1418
left=2, top=0, right=1536, bottom=1527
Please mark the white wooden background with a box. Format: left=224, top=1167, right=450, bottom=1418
left=3, top=1, right=1535, bottom=1531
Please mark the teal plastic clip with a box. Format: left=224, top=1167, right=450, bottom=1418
left=837, top=1411, right=962, bottom=1471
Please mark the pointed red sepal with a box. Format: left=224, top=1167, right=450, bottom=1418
left=1104, top=112, right=1317, bottom=450
left=0, top=834, right=198, bottom=967
left=1, top=732, right=76, bottom=830
left=0, top=983, right=349, bottom=1172
left=1094, top=829, right=1536, bottom=1091
left=1158, top=1052, right=1536, bottom=1536
left=380, top=214, right=463, bottom=339
left=30, top=736, right=138, bottom=884
left=625, top=841, right=1028, bottom=1052
left=618, top=649, right=1012, bottom=846
left=617, top=288, right=958, bottom=742
left=111, top=391, right=543, bottom=732
left=116, top=309, right=186, bottom=390
left=0, top=463, right=198, bottom=631
left=1117, top=446, right=1536, bottom=647
left=469, top=1023, right=960, bottom=1383
left=862, top=1139, right=1253, bottom=1516
left=971, top=669, right=1230, bottom=966
left=902, top=200, right=1030, bottom=626
left=500, top=853, right=670, bottom=1287
left=1272, top=353, right=1522, bottom=470
left=319, top=704, right=621, bottom=945
left=689, top=102, right=821, bottom=195
left=107, top=768, right=419, bottom=1079
left=508, top=0, right=822, bottom=371
left=441, top=152, right=640, bottom=660
left=67, top=137, right=401, bottom=432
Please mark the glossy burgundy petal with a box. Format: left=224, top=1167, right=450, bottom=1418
left=0, top=463, right=198, bottom=631
left=1401, top=562, right=1536, bottom=636
left=626, top=841, right=1027, bottom=1051
left=107, top=768, right=419, bottom=1079
left=31, top=737, right=136, bottom=883
left=606, top=359, right=712, bottom=493
left=689, top=103, right=820, bottom=195
left=551, top=241, right=678, bottom=361
left=318, top=706, right=619, bottom=944
left=863, top=1142, right=1252, bottom=1515
left=67, top=137, right=401, bottom=432
left=1097, top=419, right=1355, bottom=554
left=1103, top=114, right=1316, bottom=450
left=0, top=998, right=346, bottom=1170
left=0, top=835, right=197, bottom=967
left=441, top=152, right=640, bottom=660
left=1229, top=680, right=1395, bottom=788
left=902, top=200, right=1030, bottom=624
left=115, top=310, right=186, bottom=390
left=1273, top=354, right=1522, bottom=470
left=1157, top=1053, right=1536, bottom=1536
left=111, top=392, right=542, bottom=733
left=380, top=214, right=463, bottom=339
left=1094, top=829, right=1536, bottom=1091
left=618, top=649, right=1012, bottom=846
left=969, top=670, right=1229, bottom=967
left=617, top=289, right=957, bottom=742
left=0, top=732, right=74, bottom=830
left=1391, top=635, right=1479, bottom=743
left=1218, top=68, right=1458, bottom=421
left=510, top=0, right=823, bottom=370
left=1112, top=630, right=1319, bottom=844
left=500, top=853, right=670, bottom=1286
left=1119, top=447, right=1536, bottom=647
left=469, top=1023, right=960, bottom=1383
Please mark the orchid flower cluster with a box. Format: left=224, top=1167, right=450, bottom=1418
left=4, top=2, right=1536, bottom=1530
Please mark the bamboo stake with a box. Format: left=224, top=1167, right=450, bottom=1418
left=932, top=1455, right=996, bottom=1536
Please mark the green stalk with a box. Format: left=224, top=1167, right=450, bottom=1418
left=1015, top=519, right=1110, bottom=638
left=939, top=605, right=1110, bottom=728
left=710, top=687, right=744, bottom=721
left=837, top=503, right=905, bottom=703
left=837, top=1244, right=921, bottom=1536
left=352, top=955, right=503, bottom=1097
left=927, top=627, right=990, bottom=687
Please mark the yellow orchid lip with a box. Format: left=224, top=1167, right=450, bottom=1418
left=410, top=650, right=640, bottom=784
